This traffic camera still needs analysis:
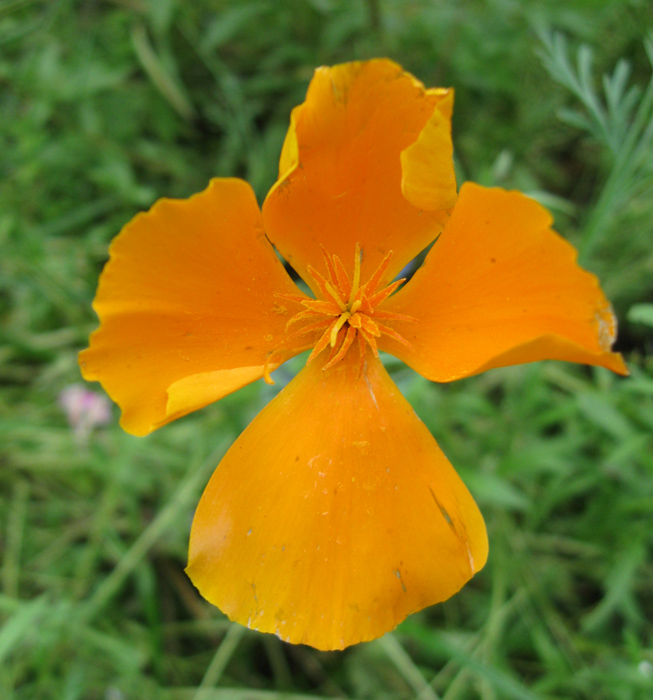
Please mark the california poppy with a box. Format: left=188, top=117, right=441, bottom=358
left=80, top=59, right=627, bottom=651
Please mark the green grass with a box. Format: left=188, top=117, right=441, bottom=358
left=1, top=1, right=652, bottom=699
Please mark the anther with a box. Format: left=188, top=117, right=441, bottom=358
left=348, top=242, right=362, bottom=306
left=330, top=313, right=351, bottom=346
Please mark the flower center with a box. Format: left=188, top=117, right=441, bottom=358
left=275, top=243, right=415, bottom=378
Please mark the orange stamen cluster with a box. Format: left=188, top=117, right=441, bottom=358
left=279, top=244, right=415, bottom=375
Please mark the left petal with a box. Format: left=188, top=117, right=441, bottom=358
left=79, top=178, right=312, bottom=436
left=379, top=182, right=628, bottom=380
left=262, top=59, right=456, bottom=292
left=187, top=352, right=487, bottom=651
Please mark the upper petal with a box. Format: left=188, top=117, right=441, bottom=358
left=79, top=178, right=312, bottom=436
left=378, top=183, right=628, bottom=380
left=187, top=351, right=487, bottom=651
left=262, top=59, right=456, bottom=293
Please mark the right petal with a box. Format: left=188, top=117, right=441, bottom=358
left=379, top=183, right=627, bottom=381
left=79, top=178, right=312, bottom=436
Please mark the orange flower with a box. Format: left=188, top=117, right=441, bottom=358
left=79, top=59, right=627, bottom=651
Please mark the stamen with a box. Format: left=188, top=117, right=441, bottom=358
left=307, top=265, right=347, bottom=312
left=359, top=314, right=381, bottom=338
left=356, top=332, right=367, bottom=377
left=359, top=295, right=375, bottom=315
left=277, top=242, right=417, bottom=374
left=359, top=328, right=378, bottom=357
left=358, top=250, right=393, bottom=298
left=285, top=308, right=327, bottom=330
left=330, top=312, right=351, bottom=347
left=368, top=278, right=405, bottom=307
left=306, top=318, right=340, bottom=365
left=300, top=299, right=342, bottom=315
left=324, top=327, right=346, bottom=365
left=285, top=318, right=333, bottom=343
left=376, top=321, right=415, bottom=350
left=348, top=242, right=362, bottom=306
left=319, top=244, right=339, bottom=289
left=371, top=309, right=417, bottom=322
left=333, top=255, right=352, bottom=300
left=323, top=326, right=357, bottom=370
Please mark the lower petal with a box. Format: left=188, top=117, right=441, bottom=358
left=187, top=352, right=487, bottom=651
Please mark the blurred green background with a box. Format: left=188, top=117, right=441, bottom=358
left=1, top=0, right=652, bottom=698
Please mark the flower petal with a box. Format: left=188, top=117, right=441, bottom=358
left=263, top=59, right=455, bottom=292
left=278, top=104, right=302, bottom=181
left=378, top=183, right=628, bottom=380
left=79, top=178, right=312, bottom=436
left=187, top=352, right=487, bottom=651
left=401, top=89, right=457, bottom=211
